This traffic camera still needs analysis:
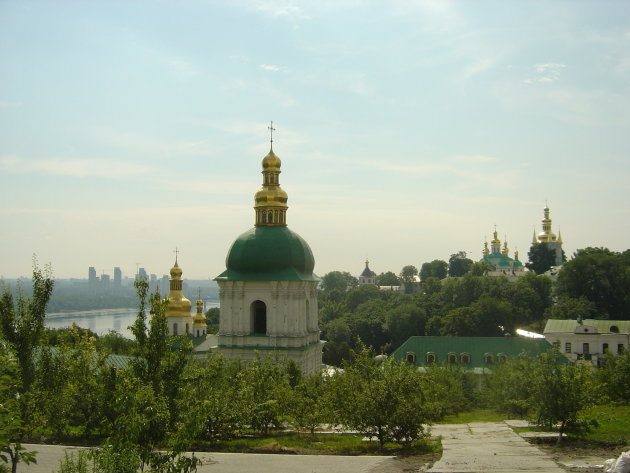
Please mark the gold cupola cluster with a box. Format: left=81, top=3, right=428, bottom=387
left=254, top=148, right=288, bottom=226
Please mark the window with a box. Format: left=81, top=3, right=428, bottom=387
left=565, top=342, right=572, bottom=353
left=484, top=353, right=494, bottom=364
left=583, top=343, right=590, bottom=354
left=406, top=353, right=415, bottom=363
left=553, top=340, right=560, bottom=349
left=426, top=353, right=436, bottom=363
left=251, top=300, right=267, bottom=334
left=610, top=325, right=619, bottom=333
left=448, top=353, right=457, bottom=364
left=461, top=353, right=471, bottom=364
left=186, top=323, right=190, bottom=335
left=619, top=344, right=625, bottom=354
left=603, top=343, right=609, bottom=353
left=173, top=323, right=178, bottom=336
left=498, top=353, right=508, bottom=363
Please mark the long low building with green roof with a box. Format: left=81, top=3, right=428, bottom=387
left=392, top=336, right=559, bottom=373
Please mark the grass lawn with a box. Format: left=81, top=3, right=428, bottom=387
left=578, top=404, right=630, bottom=444
left=198, top=433, right=441, bottom=456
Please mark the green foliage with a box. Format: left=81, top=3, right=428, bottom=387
left=483, top=355, right=534, bottom=418
left=529, top=350, right=595, bottom=443
left=320, top=271, right=357, bottom=293
left=448, top=251, right=474, bottom=277
left=289, top=374, right=330, bottom=435
left=556, top=248, right=630, bottom=319
left=329, top=343, right=428, bottom=447
left=376, top=271, right=400, bottom=286
left=420, top=365, right=471, bottom=420
left=526, top=242, right=560, bottom=274
left=399, top=265, right=418, bottom=294
left=419, top=260, right=448, bottom=282
left=595, top=350, right=630, bottom=402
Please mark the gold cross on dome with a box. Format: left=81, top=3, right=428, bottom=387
left=268, top=121, right=276, bottom=148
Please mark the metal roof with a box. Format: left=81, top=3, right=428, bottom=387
left=544, top=319, right=630, bottom=334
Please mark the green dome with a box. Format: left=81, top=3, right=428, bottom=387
left=216, top=226, right=317, bottom=281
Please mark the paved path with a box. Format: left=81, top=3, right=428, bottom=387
left=18, top=445, right=393, bottom=473
left=428, top=422, right=565, bottom=473
left=18, top=422, right=565, bottom=473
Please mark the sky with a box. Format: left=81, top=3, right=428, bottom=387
left=1, top=0, right=629, bottom=281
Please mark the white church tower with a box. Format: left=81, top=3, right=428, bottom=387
left=215, top=130, right=323, bottom=374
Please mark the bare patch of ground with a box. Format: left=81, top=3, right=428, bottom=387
left=531, top=440, right=628, bottom=472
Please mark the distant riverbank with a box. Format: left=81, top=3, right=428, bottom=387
left=45, top=302, right=219, bottom=338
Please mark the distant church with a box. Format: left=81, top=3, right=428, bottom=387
left=480, top=229, right=525, bottom=280
left=532, top=204, right=564, bottom=267
left=211, top=138, right=323, bottom=374
left=358, top=260, right=376, bottom=285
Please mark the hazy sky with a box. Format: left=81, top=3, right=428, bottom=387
left=1, top=0, right=629, bottom=280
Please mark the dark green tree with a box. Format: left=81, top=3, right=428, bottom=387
left=320, top=271, right=358, bottom=292
left=0, top=261, right=54, bottom=473
left=556, top=248, right=630, bottom=319
left=399, top=265, right=418, bottom=294
left=330, top=343, right=429, bottom=447
left=529, top=350, right=594, bottom=444
left=526, top=242, right=561, bottom=274
left=448, top=251, right=474, bottom=277
left=419, top=260, right=448, bottom=282
left=376, top=271, right=400, bottom=286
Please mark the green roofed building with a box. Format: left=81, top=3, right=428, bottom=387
left=214, top=141, right=323, bottom=375
left=392, top=336, right=559, bottom=373
left=543, top=319, right=630, bottom=365
left=480, top=228, right=526, bottom=281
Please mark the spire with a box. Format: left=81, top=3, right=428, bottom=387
left=514, top=248, right=520, bottom=261
left=537, top=203, right=557, bottom=242
left=491, top=226, right=501, bottom=254
left=532, top=228, right=537, bottom=244
left=254, top=122, right=288, bottom=227
left=166, top=256, right=191, bottom=318
left=192, top=287, right=206, bottom=336
left=502, top=237, right=509, bottom=257
left=483, top=240, right=489, bottom=257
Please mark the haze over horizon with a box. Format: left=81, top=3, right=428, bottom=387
left=1, top=1, right=629, bottom=280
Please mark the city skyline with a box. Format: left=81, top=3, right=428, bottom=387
left=1, top=1, right=629, bottom=279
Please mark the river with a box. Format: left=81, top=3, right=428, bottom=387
left=45, top=302, right=219, bottom=339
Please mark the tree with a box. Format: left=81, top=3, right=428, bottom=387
left=330, top=344, right=428, bottom=447
left=376, top=271, right=400, bottom=286
left=556, top=248, right=630, bottom=319
left=289, top=374, right=331, bottom=436
left=529, top=350, right=594, bottom=444
left=320, top=271, right=358, bottom=292
left=399, top=265, right=418, bottom=294
left=0, top=260, right=54, bottom=473
left=419, top=260, right=448, bottom=282
left=385, top=304, right=427, bottom=349
left=526, top=242, right=560, bottom=274
left=484, top=355, right=534, bottom=418
left=596, top=350, right=630, bottom=402
left=448, top=252, right=474, bottom=277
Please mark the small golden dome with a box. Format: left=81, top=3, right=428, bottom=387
left=170, top=261, right=183, bottom=278
left=262, top=149, right=281, bottom=171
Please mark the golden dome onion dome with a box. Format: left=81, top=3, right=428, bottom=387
left=262, top=149, right=281, bottom=171
left=170, top=261, right=183, bottom=278
left=255, top=186, right=288, bottom=206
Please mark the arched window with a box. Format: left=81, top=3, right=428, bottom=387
left=173, top=323, right=178, bottom=336
left=461, top=353, right=471, bottom=364
left=610, top=325, right=619, bottom=333
left=406, top=352, right=415, bottom=363
left=484, top=353, right=494, bottom=364
left=251, top=300, right=267, bottom=334
left=498, top=353, right=507, bottom=363
left=426, top=353, right=436, bottom=363
left=448, top=353, right=457, bottom=364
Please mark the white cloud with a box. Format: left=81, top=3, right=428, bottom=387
left=524, top=62, right=566, bottom=84
left=259, top=64, right=281, bottom=72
